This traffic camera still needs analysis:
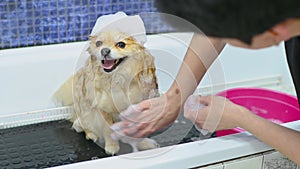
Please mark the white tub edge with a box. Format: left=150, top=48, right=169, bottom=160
left=50, top=120, right=300, bottom=169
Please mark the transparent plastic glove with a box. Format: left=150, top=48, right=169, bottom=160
left=110, top=94, right=180, bottom=138
left=110, top=104, right=141, bottom=137
left=184, top=95, right=210, bottom=135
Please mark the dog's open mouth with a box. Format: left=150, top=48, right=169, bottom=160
left=101, top=57, right=127, bottom=73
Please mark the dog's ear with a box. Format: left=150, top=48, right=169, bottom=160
left=89, top=35, right=96, bottom=40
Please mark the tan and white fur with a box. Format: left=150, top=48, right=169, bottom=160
left=53, top=31, right=159, bottom=155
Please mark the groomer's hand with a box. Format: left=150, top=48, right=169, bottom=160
left=111, top=92, right=181, bottom=138
left=184, top=95, right=248, bottom=132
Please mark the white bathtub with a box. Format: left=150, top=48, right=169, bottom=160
left=0, top=33, right=299, bottom=168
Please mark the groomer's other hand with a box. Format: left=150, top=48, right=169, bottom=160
left=111, top=92, right=181, bottom=138
left=184, top=95, right=248, bottom=132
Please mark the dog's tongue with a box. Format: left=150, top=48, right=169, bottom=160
left=102, top=60, right=115, bottom=69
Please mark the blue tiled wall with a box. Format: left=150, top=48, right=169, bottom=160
left=0, top=0, right=171, bottom=49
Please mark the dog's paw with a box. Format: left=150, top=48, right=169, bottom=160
left=72, top=119, right=83, bottom=132
left=137, top=138, right=159, bottom=151
left=105, top=142, right=120, bottom=155
left=85, top=132, right=98, bottom=142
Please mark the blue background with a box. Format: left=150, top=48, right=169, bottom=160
left=0, top=0, right=171, bottom=49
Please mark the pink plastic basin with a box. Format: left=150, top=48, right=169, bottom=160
left=215, top=88, right=300, bottom=137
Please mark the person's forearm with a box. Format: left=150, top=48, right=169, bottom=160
left=167, top=33, right=226, bottom=105
left=238, top=108, right=300, bottom=165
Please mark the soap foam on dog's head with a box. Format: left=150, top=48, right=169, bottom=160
left=90, top=11, right=146, bottom=46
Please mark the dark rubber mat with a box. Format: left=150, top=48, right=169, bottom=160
left=0, top=115, right=213, bottom=169
left=0, top=120, right=111, bottom=169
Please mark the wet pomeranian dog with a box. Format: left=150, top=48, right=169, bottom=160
left=53, top=31, right=159, bottom=155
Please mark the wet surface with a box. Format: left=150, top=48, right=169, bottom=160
left=0, top=114, right=213, bottom=169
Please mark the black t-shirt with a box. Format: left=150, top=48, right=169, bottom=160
left=285, top=37, right=300, bottom=105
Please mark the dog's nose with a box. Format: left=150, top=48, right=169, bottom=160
left=101, top=48, right=111, bottom=56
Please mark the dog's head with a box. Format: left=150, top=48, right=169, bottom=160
left=88, top=31, right=146, bottom=73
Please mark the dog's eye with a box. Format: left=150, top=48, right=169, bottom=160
left=116, top=42, right=126, bottom=48
left=96, top=41, right=102, bottom=47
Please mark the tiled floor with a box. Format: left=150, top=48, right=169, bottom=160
left=263, top=151, right=298, bottom=169
left=196, top=151, right=299, bottom=169
left=223, top=155, right=263, bottom=169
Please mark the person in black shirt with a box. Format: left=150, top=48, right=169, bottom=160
left=286, top=37, right=300, bottom=105
left=111, top=0, right=300, bottom=165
